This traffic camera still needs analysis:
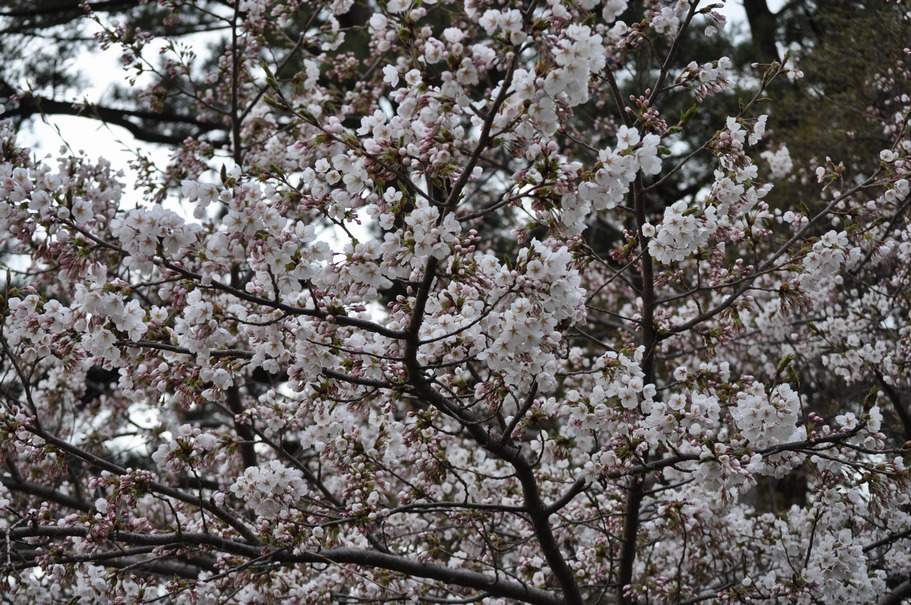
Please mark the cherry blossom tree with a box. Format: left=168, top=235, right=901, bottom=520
left=2, top=1, right=911, bottom=604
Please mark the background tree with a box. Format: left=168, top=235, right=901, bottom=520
left=741, top=0, right=911, bottom=446
left=2, top=1, right=911, bottom=605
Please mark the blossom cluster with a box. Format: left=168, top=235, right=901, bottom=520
left=229, top=460, right=308, bottom=519
left=675, top=57, right=734, bottom=101
left=799, top=230, right=860, bottom=287
left=151, top=424, right=224, bottom=473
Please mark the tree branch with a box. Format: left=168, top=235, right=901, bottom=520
left=880, top=579, right=911, bottom=605
left=0, top=0, right=139, bottom=19
left=2, top=526, right=565, bottom=605
left=0, top=94, right=225, bottom=146
left=0, top=474, right=92, bottom=512
left=402, top=257, right=583, bottom=604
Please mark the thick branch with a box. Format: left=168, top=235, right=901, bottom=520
left=0, top=94, right=224, bottom=146
left=743, top=0, right=781, bottom=61
left=616, top=175, right=657, bottom=605
left=159, top=259, right=408, bottom=340
left=2, top=526, right=564, bottom=605
left=226, top=385, right=257, bottom=470
left=8, top=545, right=212, bottom=579
left=0, top=0, right=139, bottom=19
left=880, top=579, right=911, bottom=605
left=0, top=474, right=92, bottom=512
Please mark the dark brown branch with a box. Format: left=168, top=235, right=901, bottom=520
left=0, top=474, right=92, bottom=512
left=8, top=545, right=214, bottom=579
left=648, top=1, right=699, bottom=106
left=159, top=259, right=408, bottom=340
left=226, top=385, right=257, bottom=470
left=880, top=579, right=911, bottom=605
left=0, top=0, right=139, bottom=18
left=864, top=528, right=911, bottom=554
left=2, top=526, right=565, bottom=605
left=0, top=94, right=225, bottom=146
left=617, top=176, right=656, bottom=605
left=115, top=340, right=252, bottom=358
left=501, top=381, right=538, bottom=445
left=743, top=0, right=781, bottom=62
left=443, top=53, right=517, bottom=210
